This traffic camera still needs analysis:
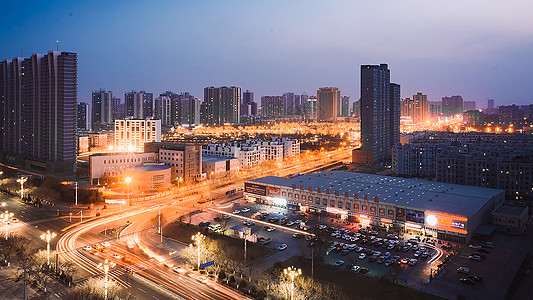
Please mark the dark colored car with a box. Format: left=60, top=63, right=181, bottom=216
left=476, top=248, right=490, bottom=254
left=460, top=278, right=476, bottom=286
left=467, top=275, right=483, bottom=283
left=359, top=267, right=369, bottom=274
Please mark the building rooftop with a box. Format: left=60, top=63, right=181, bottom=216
left=493, top=203, right=528, bottom=217
left=126, top=164, right=170, bottom=172
left=202, top=155, right=234, bottom=163
left=248, top=171, right=504, bottom=218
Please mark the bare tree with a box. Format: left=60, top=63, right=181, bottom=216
left=65, top=277, right=134, bottom=299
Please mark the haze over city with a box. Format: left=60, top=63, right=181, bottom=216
left=2, top=0, right=533, bottom=105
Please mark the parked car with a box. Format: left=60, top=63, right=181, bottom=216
left=467, top=275, right=484, bottom=283
left=278, top=244, right=288, bottom=251
left=241, top=207, right=250, bottom=213
left=459, top=278, right=476, bottom=286
left=469, top=244, right=482, bottom=250
left=468, top=255, right=482, bottom=261
left=292, top=233, right=303, bottom=239
left=335, top=260, right=345, bottom=266
left=233, top=210, right=240, bottom=214
left=266, top=227, right=275, bottom=232
left=359, top=267, right=369, bottom=274
left=358, top=253, right=367, bottom=260
left=457, top=267, right=470, bottom=274
left=351, top=265, right=361, bottom=272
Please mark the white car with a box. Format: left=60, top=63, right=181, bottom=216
left=233, top=210, right=241, bottom=214
left=223, top=215, right=231, bottom=219
left=278, top=244, right=288, bottom=251
left=111, top=253, right=122, bottom=259
left=241, top=207, right=250, bottom=213
left=266, top=227, right=275, bottom=232
left=83, top=245, right=92, bottom=251
left=127, top=242, right=135, bottom=249
left=164, top=261, right=174, bottom=268
left=173, top=266, right=186, bottom=274
left=351, top=265, right=361, bottom=272
left=359, top=253, right=366, bottom=260
left=196, top=276, right=209, bottom=284
left=101, top=242, right=111, bottom=247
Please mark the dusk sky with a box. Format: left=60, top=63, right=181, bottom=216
left=2, top=0, right=533, bottom=106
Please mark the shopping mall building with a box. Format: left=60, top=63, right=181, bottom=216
left=244, top=171, right=504, bottom=242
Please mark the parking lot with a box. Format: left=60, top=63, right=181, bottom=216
left=193, top=199, right=449, bottom=288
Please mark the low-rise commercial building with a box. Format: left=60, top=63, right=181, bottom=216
left=123, top=164, right=171, bottom=192
left=202, top=155, right=240, bottom=178
left=89, top=152, right=158, bottom=185
left=244, top=171, right=504, bottom=242
left=492, top=203, right=529, bottom=235
left=145, top=142, right=202, bottom=182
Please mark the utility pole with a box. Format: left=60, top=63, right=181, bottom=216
left=311, top=247, right=314, bottom=278
left=244, top=231, right=247, bottom=264
left=23, top=257, right=27, bottom=300
left=158, top=204, right=162, bottom=243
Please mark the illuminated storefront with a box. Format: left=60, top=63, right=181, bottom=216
left=244, top=171, right=504, bottom=242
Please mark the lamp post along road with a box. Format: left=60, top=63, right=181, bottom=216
left=284, top=266, right=302, bottom=300
left=97, top=259, right=116, bottom=300
left=40, top=230, right=56, bottom=266
left=74, top=182, right=78, bottom=206
left=17, top=177, right=27, bottom=200
left=1, top=211, right=14, bottom=239
left=192, top=232, right=205, bottom=270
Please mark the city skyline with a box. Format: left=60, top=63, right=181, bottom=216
left=2, top=1, right=533, bottom=105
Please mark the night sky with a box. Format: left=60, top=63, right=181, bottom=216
left=1, top=0, right=532, bottom=106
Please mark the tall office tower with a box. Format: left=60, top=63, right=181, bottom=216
left=260, top=96, right=284, bottom=117
left=463, top=100, right=476, bottom=111
left=412, top=92, right=428, bottom=123
left=92, top=89, right=113, bottom=130
left=114, top=119, right=161, bottom=152
left=111, top=97, right=122, bottom=120
left=442, top=95, right=463, bottom=116
left=307, top=96, right=317, bottom=121
left=203, top=86, right=241, bottom=125
left=141, top=91, right=154, bottom=118
left=77, top=102, right=90, bottom=130
left=181, top=97, right=201, bottom=125
left=0, top=51, right=77, bottom=174
left=341, top=96, right=350, bottom=117
left=317, top=87, right=340, bottom=122
left=125, top=91, right=143, bottom=118
left=390, top=83, right=401, bottom=147
left=488, top=99, right=495, bottom=109
left=241, top=90, right=254, bottom=116
left=360, top=64, right=399, bottom=164
left=283, top=92, right=296, bottom=115
left=155, top=94, right=173, bottom=126
left=352, top=99, right=361, bottom=116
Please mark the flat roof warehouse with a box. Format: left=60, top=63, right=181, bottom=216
left=248, top=171, right=503, bottom=218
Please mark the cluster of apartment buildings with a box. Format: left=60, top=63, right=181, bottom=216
left=392, top=131, right=533, bottom=201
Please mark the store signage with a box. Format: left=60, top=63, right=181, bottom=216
left=396, top=207, right=405, bottom=221
left=406, top=209, right=425, bottom=224
left=267, top=186, right=281, bottom=197
left=244, top=182, right=266, bottom=196
left=451, top=221, right=466, bottom=230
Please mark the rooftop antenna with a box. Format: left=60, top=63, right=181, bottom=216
left=56, top=40, right=59, bottom=51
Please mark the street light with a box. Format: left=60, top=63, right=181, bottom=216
left=97, top=259, right=116, bottom=300
left=16, top=177, right=27, bottom=200
left=176, top=176, right=183, bottom=190
left=125, top=177, right=131, bottom=205
left=191, top=232, right=205, bottom=270
left=40, top=230, right=57, bottom=266
left=1, top=211, right=14, bottom=239
left=283, top=266, right=302, bottom=300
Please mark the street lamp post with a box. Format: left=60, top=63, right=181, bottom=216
left=1, top=211, right=14, bottom=239
left=74, top=182, right=78, bottom=206
left=191, top=232, right=205, bottom=270
left=97, top=259, right=116, bottom=300
left=16, top=177, right=27, bottom=200
left=283, top=266, right=302, bottom=300
left=40, top=230, right=57, bottom=266
left=125, top=177, right=131, bottom=205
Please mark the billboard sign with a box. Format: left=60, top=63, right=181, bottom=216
left=244, top=182, right=266, bottom=196
left=406, top=209, right=425, bottom=224
left=267, top=187, right=281, bottom=197
left=396, top=207, right=405, bottom=221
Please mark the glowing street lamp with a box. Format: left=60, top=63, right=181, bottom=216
left=97, top=259, right=116, bottom=300
left=283, top=266, right=302, bottom=300
left=1, top=211, right=14, bottom=239
left=176, top=176, right=183, bottom=190
left=191, top=232, right=205, bottom=270
left=40, top=230, right=57, bottom=266
left=16, top=176, right=27, bottom=200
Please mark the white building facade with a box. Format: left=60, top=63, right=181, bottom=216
left=89, top=152, right=158, bottom=185
left=114, top=119, right=161, bottom=152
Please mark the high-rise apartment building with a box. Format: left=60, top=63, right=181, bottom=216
left=283, top=92, right=296, bottom=116
left=261, top=96, right=284, bottom=117
left=241, top=90, right=255, bottom=116
left=114, top=119, right=161, bottom=152
left=463, top=100, right=476, bottom=111
left=111, top=96, right=122, bottom=120
left=0, top=51, right=77, bottom=174
left=402, top=92, right=428, bottom=124
left=125, top=91, right=153, bottom=119
left=341, top=96, right=350, bottom=117
left=488, top=99, right=495, bottom=109
left=181, top=97, right=201, bottom=125
left=92, top=89, right=113, bottom=130
left=442, top=95, right=463, bottom=116
left=142, top=91, right=154, bottom=118
left=352, top=99, right=360, bottom=117
left=77, top=102, right=90, bottom=130
left=317, top=87, right=341, bottom=122
left=359, top=64, right=400, bottom=164
left=155, top=93, right=173, bottom=126
left=307, top=96, right=317, bottom=121
left=203, top=86, right=240, bottom=125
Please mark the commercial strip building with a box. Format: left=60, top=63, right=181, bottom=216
left=392, top=132, right=533, bottom=201
left=202, top=155, right=239, bottom=178
left=114, top=118, right=161, bottom=152
left=244, top=171, right=504, bottom=242
left=89, top=152, right=158, bottom=185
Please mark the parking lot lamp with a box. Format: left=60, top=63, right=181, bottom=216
left=40, top=230, right=56, bottom=265
left=283, top=266, right=301, bottom=300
